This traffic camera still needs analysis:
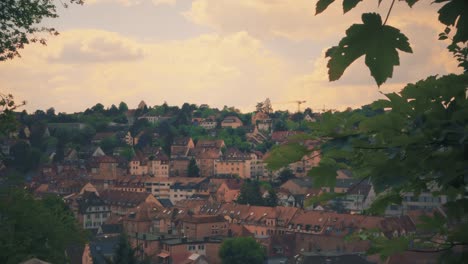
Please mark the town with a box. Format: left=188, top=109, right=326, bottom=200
left=0, top=99, right=448, bottom=264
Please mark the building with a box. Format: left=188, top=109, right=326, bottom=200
left=181, top=215, right=228, bottom=239
left=221, top=116, right=243, bottom=128
left=170, top=177, right=209, bottom=203
left=214, top=148, right=252, bottom=178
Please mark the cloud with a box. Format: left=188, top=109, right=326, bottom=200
left=184, top=0, right=446, bottom=42
left=86, top=0, right=176, bottom=7
left=0, top=29, right=291, bottom=113
left=86, top=0, right=142, bottom=6
left=47, top=30, right=144, bottom=63
left=152, top=0, right=176, bottom=6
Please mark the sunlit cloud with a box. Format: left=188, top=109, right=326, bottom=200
left=86, top=0, right=176, bottom=6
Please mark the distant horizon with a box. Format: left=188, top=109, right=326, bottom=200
left=18, top=98, right=339, bottom=115
left=3, top=1, right=461, bottom=115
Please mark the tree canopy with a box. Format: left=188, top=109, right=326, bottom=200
left=318, top=0, right=468, bottom=85
left=219, top=237, right=265, bottom=264
left=0, top=0, right=83, bottom=61
left=0, top=190, right=86, bottom=264
left=264, top=0, right=468, bottom=261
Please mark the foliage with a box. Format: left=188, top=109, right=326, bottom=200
left=100, top=136, right=120, bottom=154
left=0, top=0, right=83, bottom=61
left=268, top=74, right=468, bottom=259
left=0, top=93, right=25, bottom=137
left=0, top=190, right=86, bottom=264
left=264, top=189, right=278, bottom=207
left=219, top=237, right=266, bottom=264
left=277, top=167, right=295, bottom=184
left=318, top=0, right=468, bottom=85
left=325, top=12, right=412, bottom=86
left=4, top=140, right=41, bottom=173
left=265, top=142, right=310, bottom=171
left=187, top=158, right=200, bottom=177
left=113, top=234, right=138, bottom=264
left=237, top=180, right=264, bottom=206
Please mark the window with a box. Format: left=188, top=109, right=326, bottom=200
left=198, top=245, right=205, bottom=250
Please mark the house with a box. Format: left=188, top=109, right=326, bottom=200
left=271, top=131, right=304, bottom=145
left=170, top=157, right=191, bottom=177
left=129, top=151, right=148, bottom=175
left=385, top=191, right=448, bottom=216
left=303, top=113, right=318, bottom=122
left=171, top=137, right=195, bottom=158
left=144, top=176, right=173, bottom=199
left=148, top=148, right=170, bottom=177
left=195, top=139, right=225, bottom=149
left=249, top=151, right=268, bottom=180
left=221, top=116, right=243, bottom=128
left=181, top=215, right=228, bottom=239
left=123, top=131, right=134, bottom=146
left=215, top=179, right=243, bottom=203
left=110, top=175, right=146, bottom=193
left=335, top=181, right=376, bottom=213
left=100, top=189, right=161, bottom=216
left=138, top=113, right=170, bottom=124
left=251, top=111, right=272, bottom=131
left=89, top=236, right=120, bottom=264
left=159, top=237, right=223, bottom=264
left=214, top=148, right=252, bottom=178
left=170, top=177, right=209, bottom=203
left=190, top=148, right=222, bottom=177
left=66, top=185, right=111, bottom=231
left=199, top=118, right=217, bottom=130
left=88, top=155, right=121, bottom=189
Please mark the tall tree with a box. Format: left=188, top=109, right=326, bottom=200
left=113, top=234, right=138, bottom=264
left=118, top=101, right=129, bottom=112
left=187, top=158, right=200, bottom=177
left=0, top=190, right=86, bottom=264
left=264, top=189, right=278, bottom=207
left=219, top=237, right=265, bottom=264
left=237, top=180, right=264, bottom=206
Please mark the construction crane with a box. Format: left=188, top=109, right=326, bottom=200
left=294, top=100, right=306, bottom=112
left=271, top=100, right=307, bottom=112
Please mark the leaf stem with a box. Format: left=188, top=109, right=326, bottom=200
left=383, top=0, right=396, bottom=25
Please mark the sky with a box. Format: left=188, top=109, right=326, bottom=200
left=1, top=0, right=462, bottom=114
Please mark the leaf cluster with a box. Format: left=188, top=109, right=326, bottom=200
left=0, top=0, right=83, bottom=61
left=219, top=237, right=266, bottom=264
left=317, top=0, right=468, bottom=85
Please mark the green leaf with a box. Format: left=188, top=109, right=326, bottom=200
left=316, top=0, right=335, bottom=15
left=403, top=0, right=419, bottom=7
left=343, top=0, right=362, bottom=13
left=308, top=162, right=338, bottom=187
left=366, top=191, right=402, bottom=215
left=325, top=13, right=412, bottom=86
left=437, top=0, right=468, bottom=42
left=264, top=143, right=310, bottom=170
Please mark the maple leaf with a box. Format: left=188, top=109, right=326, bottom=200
left=316, top=0, right=335, bottom=15
left=325, top=13, right=413, bottom=86
left=343, top=0, right=362, bottom=13
left=403, top=0, right=419, bottom=8
left=436, top=0, right=468, bottom=43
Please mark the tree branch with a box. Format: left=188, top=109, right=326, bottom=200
left=383, top=0, right=396, bottom=25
